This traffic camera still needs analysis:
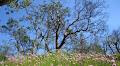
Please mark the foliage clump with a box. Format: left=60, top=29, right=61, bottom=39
left=0, top=54, right=7, bottom=61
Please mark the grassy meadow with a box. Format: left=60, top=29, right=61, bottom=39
left=0, top=53, right=120, bottom=66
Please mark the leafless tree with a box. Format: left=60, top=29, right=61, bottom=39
left=106, top=29, right=120, bottom=54
left=38, top=0, right=106, bottom=52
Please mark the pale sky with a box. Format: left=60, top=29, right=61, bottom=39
left=106, top=0, right=120, bottom=31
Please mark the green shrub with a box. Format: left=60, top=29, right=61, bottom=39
left=0, top=54, right=7, bottom=61
left=113, top=53, right=120, bottom=61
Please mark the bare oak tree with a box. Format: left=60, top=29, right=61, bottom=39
left=106, top=29, right=120, bottom=54
left=38, top=0, right=106, bottom=52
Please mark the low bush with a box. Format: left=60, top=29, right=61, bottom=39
left=0, top=54, right=7, bottom=61
left=113, top=53, right=120, bottom=61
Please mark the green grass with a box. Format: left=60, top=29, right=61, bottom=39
left=0, top=53, right=120, bottom=66
left=116, top=61, right=120, bottom=66
left=80, top=58, right=112, bottom=66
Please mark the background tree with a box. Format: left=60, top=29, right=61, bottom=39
left=72, top=32, right=88, bottom=53
left=0, top=18, right=33, bottom=55
left=0, top=0, right=31, bottom=7
left=105, top=29, right=120, bottom=54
